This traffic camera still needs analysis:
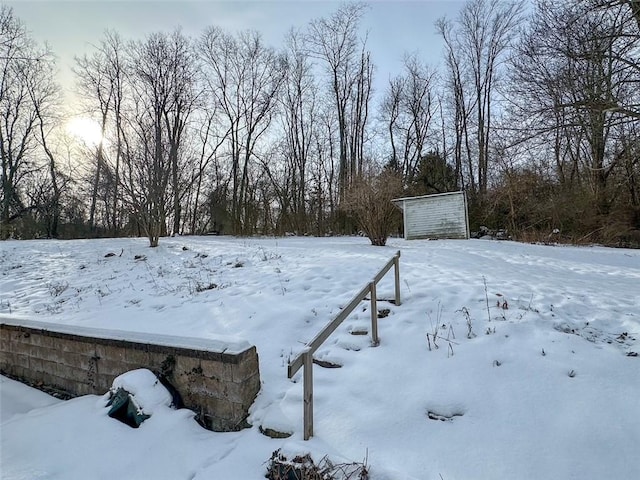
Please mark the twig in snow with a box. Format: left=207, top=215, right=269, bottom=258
left=483, top=276, right=491, bottom=322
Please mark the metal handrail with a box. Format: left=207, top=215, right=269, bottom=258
left=287, top=250, right=401, bottom=439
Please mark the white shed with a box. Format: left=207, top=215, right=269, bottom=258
left=392, top=191, right=469, bottom=240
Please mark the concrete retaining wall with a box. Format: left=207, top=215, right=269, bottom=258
left=0, top=319, right=260, bottom=431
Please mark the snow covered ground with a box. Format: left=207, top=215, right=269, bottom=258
left=1, top=236, right=639, bottom=479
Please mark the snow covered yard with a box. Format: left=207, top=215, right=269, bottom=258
left=1, top=236, right=639, bottom=479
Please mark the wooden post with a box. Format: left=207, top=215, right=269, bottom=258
left=394, top=251, right=402, bottom=306
left=370, top=281, right=379, bottom=346
left=303, top=349, right=313, bottom=440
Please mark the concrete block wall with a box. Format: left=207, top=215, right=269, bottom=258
left=0, top=320, right=260, bottom=431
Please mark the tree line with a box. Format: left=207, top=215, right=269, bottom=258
left=1, top=0, right=639, bottom=247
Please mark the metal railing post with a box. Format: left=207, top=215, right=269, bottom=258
left=303, top=349, right=313, bottom=440
left=370, top=281, right=379, bottom=346
left=394, top=250, right=402, bottom=306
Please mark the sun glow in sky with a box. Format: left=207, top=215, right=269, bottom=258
left=66, top=117, right=104, bottom=148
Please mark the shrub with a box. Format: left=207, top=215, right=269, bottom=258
left=342, top=170, right=403, bottom=246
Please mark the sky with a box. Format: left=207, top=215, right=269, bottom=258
left=5, top=0, right=466, bottom=105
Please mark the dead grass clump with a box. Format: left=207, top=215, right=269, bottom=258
left=266, top=449, right=369, bottom=480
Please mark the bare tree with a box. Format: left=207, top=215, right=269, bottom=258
left=310, top=107, right=339, bottom=234
left=382, top=75, right=402, bottom=172
left=276, top=28, right=318, bottom=233
left=198, top=27, right=285, bottom=234
left=121, top=30, right=197, bottom=247
left=437, top=0, right=524, bottom=195
left=382, top=54, right=438, bottom=185
left=74, top=31, right=135, bottom=236
left=162, top=31, right=199, bottom=235
left=32, top=66, right=62, bottom=237
left=186, top=108, right=229, bottom=234
left=589, top=0, right=640, bottom=119
left=509, top=0, right=640, bottom=214
left=599, top=0, right=640, bottom=30
left=0, top=6, right=57, bottom=238
left=306, top=3, right=373, bottom=203
left=437, top=16, right=475, bottom=192
left=75, top=36, right=116, bottom=233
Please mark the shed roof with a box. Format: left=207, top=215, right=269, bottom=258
left=391, top=191, right=464, bottom=211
